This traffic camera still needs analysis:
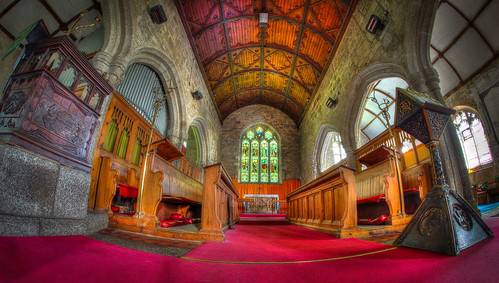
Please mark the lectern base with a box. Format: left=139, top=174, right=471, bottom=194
left=394, top=185, right=494, bottom=255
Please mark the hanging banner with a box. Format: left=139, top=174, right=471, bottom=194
left=2, top=19, right=49, bottom=60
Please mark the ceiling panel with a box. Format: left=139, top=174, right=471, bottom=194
left=46, top=0, right=93, bottom=23
left=0, top=0, right=59, bottom=36
left=178, top=0, right=354, bottom=124
left=232, top=47, right=261, bottom=73
left=431, top=1, right=498, bottom=97
left=195, top=24, right=227, bottom=65
left=433, top=58, right=461, bottom=95
left=234, top=71, right=260, bottom=92
left=226, top=18, right=261, bottom=49
left=474, top=0, right=499, bottom=52
left=431, top=3, right=467, bottom=51
left=445, top=28, right=493, bottom=80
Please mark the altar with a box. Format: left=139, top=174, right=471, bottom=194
left=243, top=194, right=280, bottom=214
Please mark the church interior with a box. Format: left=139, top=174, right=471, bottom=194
left=0, top=0, right=498, bottom=282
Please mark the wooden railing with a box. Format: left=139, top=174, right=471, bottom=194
left=286, top=164, right=358, bottom=237
left=179, top=156, right=203, bottom=182
left=355, top=128, right=430, bottom=172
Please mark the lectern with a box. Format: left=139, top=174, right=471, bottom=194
left=393, top=88, right=493, bottom=255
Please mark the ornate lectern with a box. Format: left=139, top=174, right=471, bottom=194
left=393, top=88, right=493, bottom=255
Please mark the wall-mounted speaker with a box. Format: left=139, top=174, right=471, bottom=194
left=150, top=5, right=167, bottom=24
left=191, top=91, right=202, bottom=100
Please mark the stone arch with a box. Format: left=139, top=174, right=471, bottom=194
left=92, top=0, right=135, bottom=84
left=188, top=117, right=210, bottom=167
left=121, top=46, right=187, bottom=148
left=342, top=63, right=409, bottom=168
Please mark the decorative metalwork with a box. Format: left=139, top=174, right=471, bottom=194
left=452, top=204, right=472, bottom=231
left=419, top=207, right=445, bottom=237
left=394, top=88, right=494, bottom=255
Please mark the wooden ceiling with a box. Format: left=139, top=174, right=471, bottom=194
left=177, top=0, right=354, bottom=124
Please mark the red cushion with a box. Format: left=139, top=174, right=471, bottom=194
left=358, top=215, right=388, bottom=225
left=160, top=220, right=177, bottom=228
left=357, top=194, right=385, bottom=204
left=111, top=206, right=119, bottom=212
left=117, top=183, right=138, bottom=198
left=183, top=218, right=193, bottom=224
left=171, top=213, right=185, bottom=220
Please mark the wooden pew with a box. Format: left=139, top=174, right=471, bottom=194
left=93, top=154, right=140, bottom=213
left=354, top=128, right=432, bottom=225
left=286, top=164, right=358, bottom=238
left=199, top=163, right=239, bottom=242
left=355, top=146, right=408, bottom=225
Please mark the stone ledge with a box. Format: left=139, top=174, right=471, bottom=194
left=0, top=211, right=108, bottom=236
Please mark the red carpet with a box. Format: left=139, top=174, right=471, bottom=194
left=184, top=224, right=391, bottom=262
left=1, top=218, right=498, bottom=282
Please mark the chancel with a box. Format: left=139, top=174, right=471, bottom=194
left=0, top=0, right=498, bottom=282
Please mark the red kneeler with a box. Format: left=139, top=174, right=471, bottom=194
left=159, top=214, right=194, bottom=227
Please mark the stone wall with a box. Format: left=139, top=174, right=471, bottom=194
left=0, top=144, right=107, bottom=236
left=92, top=0, right=222, bottom=164
left=221, top=104, right=300, bottom=180
left=299, top=0, right=410, bottom=183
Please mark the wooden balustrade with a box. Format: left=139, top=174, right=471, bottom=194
left=199, top=163, right=239, bottom=242
left=286, top=164, right=358, bottom=238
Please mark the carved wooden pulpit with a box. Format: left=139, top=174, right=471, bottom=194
left=0, top=36, right=113, bottom=172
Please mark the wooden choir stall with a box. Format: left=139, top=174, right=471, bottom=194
left=286, top=164, right=359, bottom=238
left=89, top=92, right=238, bottom=242
left=287, top=127, right=433, bottom=238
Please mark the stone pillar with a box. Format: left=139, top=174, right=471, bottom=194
left=408, top=68, right=475, bottom=208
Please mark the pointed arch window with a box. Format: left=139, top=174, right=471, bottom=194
left=240, top=125, right=280, bottom=183
left=453, top=109, right=492, bottom=169
left=320, top=131, right=346, bottom=173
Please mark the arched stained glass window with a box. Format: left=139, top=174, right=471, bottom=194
left=240, top=124, right=280, bottom=183
left=453, top=109, right=492, bottom=169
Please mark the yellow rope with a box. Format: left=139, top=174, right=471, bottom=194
left=180, top=247, right=397, bottom=264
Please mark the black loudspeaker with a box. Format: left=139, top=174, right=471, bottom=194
left=191, top=91, right=202, bottom=100
left=150, top=5, right=167, bottom=24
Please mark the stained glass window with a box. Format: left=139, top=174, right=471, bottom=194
left=453, top=110, right=492, bottom=169
left=241, top=140, right=250, bottom=182
left=240, top=125, right=279, bottom=183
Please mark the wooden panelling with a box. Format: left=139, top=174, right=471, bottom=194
left=200, top=164, right=239, bottom=241
left=286, top=164, right=358, bottom=238
left=233, top=179, right=300, bottom=213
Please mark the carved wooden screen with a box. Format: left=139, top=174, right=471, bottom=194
left=240, top=125, right=280, bottom=184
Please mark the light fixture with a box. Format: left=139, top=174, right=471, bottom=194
left=191, top=90, right=202, bottom=100
left=366, top=14, right=384, bottom=34
left=326, top=97, right=337, bottom=108
left=259, top=12, right=269, bottom=26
